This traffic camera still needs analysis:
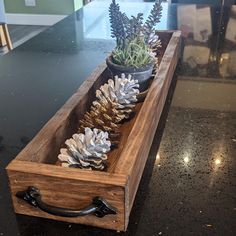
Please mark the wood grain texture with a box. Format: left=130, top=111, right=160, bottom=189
left=0, top=24, right=13, bottom=50
left=115, top=31, right=181, bottom=216
left=7, top=160, right=127, bottom=231
left=7, top=160, right=128, bottom=186
left=0, top=24, right=6, bottom=46
left=6, top=31, right=181, bottom=231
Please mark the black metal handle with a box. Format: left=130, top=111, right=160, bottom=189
left=16, top=186, right=117, bottom=218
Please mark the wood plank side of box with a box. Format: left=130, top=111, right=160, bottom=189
left=7, top=160, right=129, bottom=231
left=115, top=30, right=181, bottom=217
left=6, top=30, right=181, bottom=231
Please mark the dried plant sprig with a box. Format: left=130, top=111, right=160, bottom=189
left=109, top=0, right=163, bottom=67
left=143, top=0, right=163, bottom=43
left=124, top=13, right=144, bottom=43
left=109, top=0, right=126, bottom=49
left=109, top=0, right=163, bottom=46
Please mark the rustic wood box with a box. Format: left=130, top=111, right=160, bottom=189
left=6, top=31, right=181, bottom=231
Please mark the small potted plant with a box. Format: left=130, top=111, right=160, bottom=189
left=107, top=0, right=162, bottom=92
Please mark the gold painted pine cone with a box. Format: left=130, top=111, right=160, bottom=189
left=58, top=74, right=140, bottom=170
left=78, top=74, right=140, bottom=144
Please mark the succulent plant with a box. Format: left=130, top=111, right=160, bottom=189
left=58, top=128, right=111, bottom=170
left=109, top=0, right=162, bottom=68
left=78, top=74, right=139, bottom=144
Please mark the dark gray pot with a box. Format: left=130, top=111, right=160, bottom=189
left=106, top=56, right=155, bottom=92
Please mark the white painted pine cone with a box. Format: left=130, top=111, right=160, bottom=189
left=58, top=128, right=111, bottom=170
left=98, top=74, right=140, bottom=107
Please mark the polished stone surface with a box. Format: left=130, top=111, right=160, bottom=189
left=0, top=1, right=236, bottom=236
left=0, top=25, right=48, bottom=55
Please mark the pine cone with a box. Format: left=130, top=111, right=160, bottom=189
left=149, top=33, right=162, bottom=50
left=79, top=99, right=122, bottom=146
left=58, top=128, right=110, bottom=170
left=101, top=74, right=139, bottom=106
left=78, top=74, right=139, bottom=144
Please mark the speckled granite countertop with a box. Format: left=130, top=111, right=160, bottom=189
left=0, top=1, right=236, bottom=235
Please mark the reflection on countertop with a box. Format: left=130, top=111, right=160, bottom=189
left=172, top=77, right=236, bottom=111
left=176, top=4, right=236, bottom=79
left=151, top=105, right=236, bottom=235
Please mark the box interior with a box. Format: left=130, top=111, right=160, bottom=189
left=15, top=32, right=173, bottom=174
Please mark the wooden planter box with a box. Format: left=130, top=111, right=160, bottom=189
left=6, top=31, right=181, bottom=231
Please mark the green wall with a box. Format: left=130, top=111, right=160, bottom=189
left=74, top=0, right=83, bottom=11
left=4, top=0, right=83, bottom=15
